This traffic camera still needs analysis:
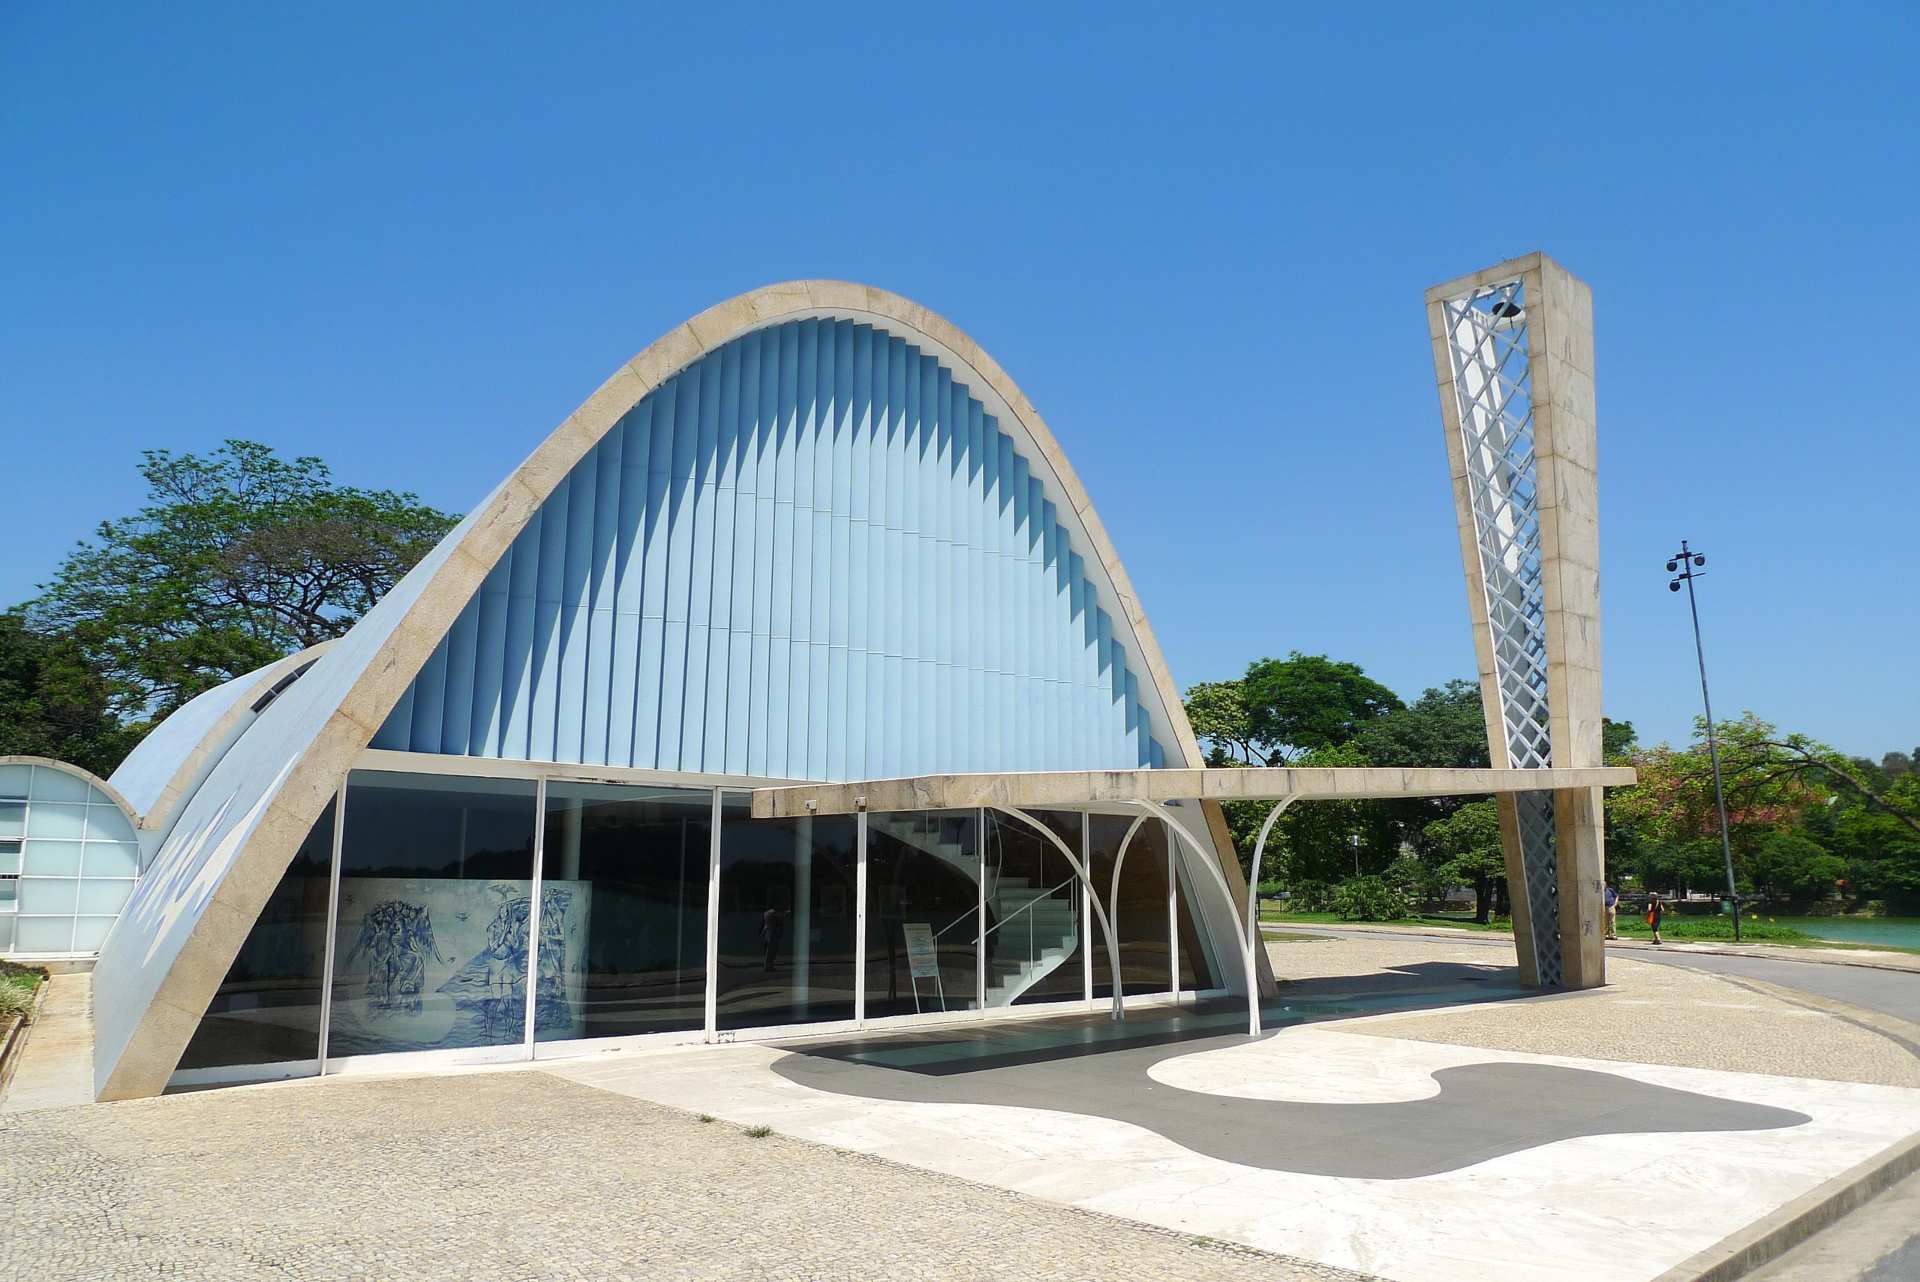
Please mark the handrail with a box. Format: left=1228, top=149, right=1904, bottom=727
left=979, top=873, right=1081, bottom=942
left=930, top=903, right=980, bottom=942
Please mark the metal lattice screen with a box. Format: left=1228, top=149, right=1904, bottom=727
left=1442, top=278, right=1561, bottom=985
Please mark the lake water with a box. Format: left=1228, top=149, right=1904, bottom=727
left=1771, top=917, right=1920, bottom=950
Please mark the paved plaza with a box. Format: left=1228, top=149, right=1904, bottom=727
left=6, top=936, right=1920, bottom=1282
left=0, top=1068, right=1370, bottom=1282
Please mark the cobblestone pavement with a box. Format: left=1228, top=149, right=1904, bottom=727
left=0, top=1070, right=1377, bottom=1282
left=1265, top=934, right=1920, bottom=1087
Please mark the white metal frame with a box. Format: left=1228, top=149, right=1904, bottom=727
left=175, top=751, right=1230, bottom=1089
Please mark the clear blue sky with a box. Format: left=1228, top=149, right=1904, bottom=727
left=3, top=4, right=1914, bottom=757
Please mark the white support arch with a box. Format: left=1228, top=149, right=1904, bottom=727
left=992, top=806, right=1129, bottom=1021
left=1131, top=799, right=1266, bottom=1037
left=1245, top=798, right=1295, bottom=989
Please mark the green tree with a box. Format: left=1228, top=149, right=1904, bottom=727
left=1240, top=652, right=1402, bottom=763
left=1602, top=718, right=1638, bottom=762
left=1183, top=679, right=1259, bottom=766
left=31, top=440, right=459, bottom=721
left=0, top=609, right=141, bottom=777
left=1422, top=798, right=1506, bottom=923
left=1352, top=679, right=1491, bottom=854
left=1748, top=830, right=1846, bottom=903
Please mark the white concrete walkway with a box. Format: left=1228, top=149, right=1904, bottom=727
left=546, top=1019, right=1920, bottom=1282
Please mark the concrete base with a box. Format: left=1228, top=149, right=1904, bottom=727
left=1, top=972, right=96, bottom=1113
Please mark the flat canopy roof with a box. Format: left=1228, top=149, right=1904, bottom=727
left=749, top=765, right=1637, bottom=818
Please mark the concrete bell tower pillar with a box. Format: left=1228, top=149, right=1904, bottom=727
left=1426, top=252, right=1605, bottom=990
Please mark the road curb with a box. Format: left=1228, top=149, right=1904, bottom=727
left=1651, top=1131, right=1920, bottom=1282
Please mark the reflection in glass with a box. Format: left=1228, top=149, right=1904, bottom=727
left=537, top=782, right=709, bottom=1041
left=981, top=809, right=1085, bottom=1007
left=177, top=800, right=335, bottom=1072
left=1090, top=814, right=1172, bottom=998
left=716, top=798, right=856, bottom=1029
left=864, top=811, right=980, bottom=1018
left=1173, top=844, right=1221, bottom=991
left=327, top=772, right=537, bottom=1057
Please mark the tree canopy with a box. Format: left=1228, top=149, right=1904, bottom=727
left=1187, top=652, right=1401, bottom=767
left=0, top=608, right=141, bottom=777
left=30, top=440, right=459, bottom=724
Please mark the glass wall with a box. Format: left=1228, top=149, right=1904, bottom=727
left=1173, top=847, right=1220, bottom=993
left=178, top=801, right=335, bottom=1072
left=165, top=767, right=1237, bottom=1084
left=715, top=797, right=857, bottom=1029
left=536, top=783, right=709, bottom=1043
left=1089, top=814, right=1174, bottom=999
left=864, top=810, right=980, bottom=1018
left=326, top=771, right=538, bottom=1057
left=0, top=761, right=141, bottom=955
left=980, top=809, right=1086, bottom=1007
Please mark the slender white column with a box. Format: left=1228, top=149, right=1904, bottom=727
left=975, top=808, right=987, bottom=1017
left=316, top=780, right=348, bottom=1074
left=1080, top=817, right=1093, bottom=1008
left=854, top=809, right=868, bottom=1027
left=1167, top=820, right=1180, bottom=1003
left=703, top=789, right=722, bottom=1041
left=521, top=777, right=548, bottom=1058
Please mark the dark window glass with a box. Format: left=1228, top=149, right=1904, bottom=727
left=716, top=798, right=856, bottom=1029
left=864, top=810, right=980, bottom=1019
left=327, top=772, right=537, bottom=1056
left=1089, top=813, right=1173, bottom=999
left=1174, top=843, right=1221, bottom=991
left=537, top=783, right=709, bottom=1042
left=980, top=809, right=1085, bottom=1008
left=177, top=800, right=335, bottom=1072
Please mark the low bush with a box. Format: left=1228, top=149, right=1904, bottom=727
left=1330, top=876, right=1412, bottom=922
left=1286, top=880, right=1337, bottom=913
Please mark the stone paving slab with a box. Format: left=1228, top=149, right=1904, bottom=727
left=546, top=976, right=1920, bottom=1282
left=0, top=1070, right=1372, bottom=1282
left=1267, top=935, right=1920, bottom=1087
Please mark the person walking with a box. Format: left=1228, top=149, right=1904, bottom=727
left=1646, top=891, right=1665, bottom=945
left=1603, top=883, right=1619, bottom=940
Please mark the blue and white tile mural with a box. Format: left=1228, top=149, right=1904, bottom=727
left=329, top=878, right=591, bottom=1053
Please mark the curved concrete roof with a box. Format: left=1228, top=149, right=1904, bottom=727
left=0, top=755, right=141, bottom=827
left=89, top=282, right=1246, bottom=1101
left=109, top=642, right=335, bottom=837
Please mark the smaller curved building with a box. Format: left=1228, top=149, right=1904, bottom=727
left=0, top=757, right=142, bottom=956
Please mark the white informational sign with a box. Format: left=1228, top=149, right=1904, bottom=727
left=902, top=922, right=940, bottom=979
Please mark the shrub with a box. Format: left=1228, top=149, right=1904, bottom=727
left=0, top=982, right=35, bottom=1024
left=1330, top=876, right=1412, bottom=922
left=1285, top=880, right=1337, bottom=913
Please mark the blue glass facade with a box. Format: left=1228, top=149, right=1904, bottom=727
left=372, top=318, right=1165, bottom=776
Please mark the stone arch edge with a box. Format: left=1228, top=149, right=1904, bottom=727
left=97, top=280, right=1255, bottom=1100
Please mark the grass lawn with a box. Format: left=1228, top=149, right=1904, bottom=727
left=1259, top=909, right=1510, bottom=933
left=1, top=960, right=45, bottom=1023
left=1260, top=907, right=1920, bottom=955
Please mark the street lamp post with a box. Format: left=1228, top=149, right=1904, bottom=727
left=1667, top=541, right=1741, bottom=942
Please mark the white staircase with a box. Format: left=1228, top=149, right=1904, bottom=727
left=983, top=877, right=1080, bottom=1005
left=880, top=818, right=1084, bottom=1007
